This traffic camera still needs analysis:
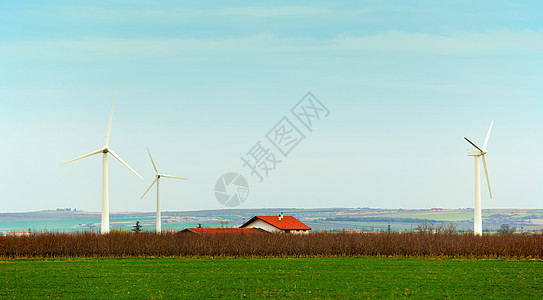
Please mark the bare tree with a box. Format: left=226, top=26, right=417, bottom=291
left=498, top=223, right=516, bottom=234
left=415, top=219, right=435, bottom=233
left=436, top=222, right=457, bottom=234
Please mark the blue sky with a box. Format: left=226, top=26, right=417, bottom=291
left=1, top=1, right=542, bottom=213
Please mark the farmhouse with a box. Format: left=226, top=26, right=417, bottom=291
left=10, top=230, right=30, bottom=236
left=240, top=213, right=311, bottom=234
left=180, top=228, right=266, bottom=235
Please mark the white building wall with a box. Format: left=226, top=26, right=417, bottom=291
left=243, top=219, right=281, bottom=233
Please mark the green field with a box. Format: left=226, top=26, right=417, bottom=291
left=1, top=257, right=541, bottom=298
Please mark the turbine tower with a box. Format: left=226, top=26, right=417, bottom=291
left=141, top=148, right=188, bottom=233
left=61, top=103, right=143, bottom=234
left=465, top=121, right=493, bottom=235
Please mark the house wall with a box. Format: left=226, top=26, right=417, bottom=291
left=243, top=219, right=281, bottom=233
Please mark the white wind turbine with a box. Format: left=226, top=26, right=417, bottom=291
left=61, top=103, right=143, bottom=234
left=141, top=148, right=188, bottom=233
left=465, top=121, right=493, bottom=235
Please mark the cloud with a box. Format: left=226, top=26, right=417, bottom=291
left=220, top=6, right=367, bottom=18
left=334, top=30, right=543, bottom=55
left=1, top=30, right=541, bottom=61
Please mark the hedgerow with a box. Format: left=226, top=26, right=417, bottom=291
left=1, top=232, right=542, bottom=258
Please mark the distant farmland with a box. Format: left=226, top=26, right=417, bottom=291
left=1, top=208, right=542, bottom=233
left=379, top=212, right=491, bottom=221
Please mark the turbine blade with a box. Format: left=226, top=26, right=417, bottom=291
left=482, top=155, right=492, bottom=199
left=464, top=137, right=484, bottom=153
left=105, top=102, right=115, bottom=147
left=141, top=177, right=158, bottom=199
left=108, top=149, right=144, bottom=180
left=60, top=149, right=103, bottom=165
left=482, top=121, right=494, bottom=151
left=147, top=148, right=158, bottom=173
left=161, top=174, right=189, bottom=180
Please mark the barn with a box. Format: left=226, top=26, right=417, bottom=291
left=10, top=230, right=30, bottom=236
left=240, top=213, right=311, bottom=234
left=179, top=228, right=266, bottom=235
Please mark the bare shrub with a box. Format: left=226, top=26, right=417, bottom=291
left=0, top=231, right=542, bottom=259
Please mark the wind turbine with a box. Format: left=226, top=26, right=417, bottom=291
left=61, top=103, right=143, bottom=234
left=465, top=121, right=493, bottom=235
left=141, top=148, right=188, bottom=233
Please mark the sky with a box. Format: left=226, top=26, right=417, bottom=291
left=0, top=1, right=542, bottom=213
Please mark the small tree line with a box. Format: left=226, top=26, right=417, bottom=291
left=414, top=220, right=458, bottom=234
left=413, top=220, right=528, bottom=234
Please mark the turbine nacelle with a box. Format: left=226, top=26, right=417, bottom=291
left=467, top=149, right=487, bottom=156
left=102, top=147, right=110, bottom=153
left=140, top=148, right=188, bottom=201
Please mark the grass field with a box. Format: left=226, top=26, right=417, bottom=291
left=1, top=257, right=542, bottom=298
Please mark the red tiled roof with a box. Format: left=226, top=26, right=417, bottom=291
left=180, top=228, right=265, bottom=234
left=240, top=216, right=311, bottom=230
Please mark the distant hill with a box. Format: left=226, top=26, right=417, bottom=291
left=1, top=208, right=542, bottom=233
